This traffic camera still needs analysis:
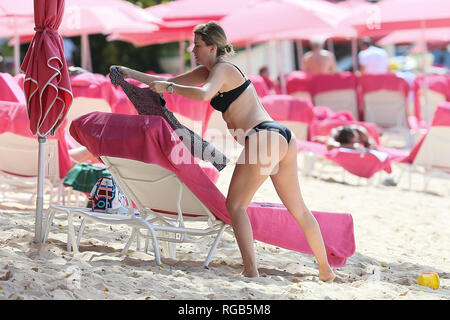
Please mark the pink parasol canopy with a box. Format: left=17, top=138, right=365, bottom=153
left=0, top=0, right=160, bottom=38
left=350, top=0, right=450, bottom=37
left=2, top=0, right=161, bottom=72
left=108, top=0, right=264, bottom=46
left=377, top=28, right=450, bottom=45
left=21, top=0, right=73, bottom=137
left=220, top=0, right=348, bottom=45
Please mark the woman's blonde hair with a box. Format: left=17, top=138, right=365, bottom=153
left=193, top=21, right=235, bottom=57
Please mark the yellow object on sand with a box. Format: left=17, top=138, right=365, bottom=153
left=417, top=272, right=439, bottom=290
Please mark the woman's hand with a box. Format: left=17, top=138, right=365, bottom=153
left=149, top=80, right=170, bottom=93
left=110, top=65, right=131, bottom=78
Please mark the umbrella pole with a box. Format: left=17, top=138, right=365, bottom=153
left=189, top=39, right=196, bottom=69
left=245, top=42, right=252, bottom=74
left=179, top=40, right=185, bottom=73
left=81, top=34, right=92, bottom=72
left=296, top=40, right=303, bottom=70
left=276, top=41, right=286, bottom=94
left=351, top=37, right=358, bottom=73
left=14, top=34, right=20, bottom=75
left=420, top=21, right=430, bottom=123
left=35, top=136, right=47, bottom=243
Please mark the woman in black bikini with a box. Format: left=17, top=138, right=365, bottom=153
left=111, top=21, right=335, bottom=282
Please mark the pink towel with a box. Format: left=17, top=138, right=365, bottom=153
left=297, top=140, right=392, bottom=178
left=309, top=118, right=380, bottom=145
left=70, top=112, right=356, bottom=267
left=0, top=72, right=26, bottom=104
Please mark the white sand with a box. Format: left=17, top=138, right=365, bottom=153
left=0, top=151, right=449, bottom=300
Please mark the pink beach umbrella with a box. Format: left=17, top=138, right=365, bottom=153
left=108, top=0, right=264, bottom=46
left=108, top=0, right=263, bottom=72
left=2, top=0, right=162, bottom=72
left=350, top=0, right=450, bottom=37
left=0, top=1, right=34, bottom=74
left=350, top=0, right=450, bottom=130
left=152, top=0, right=263, bottom=24
left=377, top=28, right=450, bottom=45
left=220, top=0, right=347, bottom=45
left=220, top=0, right=350, bottom=92
left=20, top=0, right=73, bottom=243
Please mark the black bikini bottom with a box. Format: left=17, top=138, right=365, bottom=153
left=245, top=121, right=292, bottom=144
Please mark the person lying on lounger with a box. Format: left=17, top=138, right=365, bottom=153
left=326, top=125, right=377, bottom=151
left=110, top=21, right=335, bottom=281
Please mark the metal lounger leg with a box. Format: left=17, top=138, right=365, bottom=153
left=122, top=227, right=137, bottom=254
left=76, top=218, right=87, bottom=248
left=67, top=212, right=79, bottom=254
left=204, top=224, right=227, bottom=268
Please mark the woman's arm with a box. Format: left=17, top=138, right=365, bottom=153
left=149, top=64, right=227, bottom=101
left=111, top=65, right=210, bottom=87
left=110, top=65, right=168, bottom=85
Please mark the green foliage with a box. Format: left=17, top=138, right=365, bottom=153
left=124, top=0, right=172, bottom=9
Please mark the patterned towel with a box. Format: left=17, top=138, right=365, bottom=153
left=109, top=67, right=229, bottom=171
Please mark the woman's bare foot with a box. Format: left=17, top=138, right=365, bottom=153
left=242, top=268, right=259, bottom=278
left=318, top=265, right=336, bottom=282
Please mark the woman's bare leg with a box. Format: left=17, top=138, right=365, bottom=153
left=270, top=137, right=336, bottom=282
left=226, top=132, right=288, bottom=277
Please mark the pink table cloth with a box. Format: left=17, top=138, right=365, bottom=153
left=0, top=72, right=26, bottom=104
left=260, top=95, right=314, bottom=123
left=0, top=101, right=72, bottom=178
left=70, top=112, right=355, bottom=267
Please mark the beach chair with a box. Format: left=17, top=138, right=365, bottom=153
left=298, top=119, right=392, bottom=183
left=392, top=101, right=450, bottom=193
left=0, top=102, right=72, bottom=205
left=285, top=71, right=313, bottom=102
left=358, top=74, right=413, bottom=147
left=260, top=95, right=314, bottom=141
left=45, top=111, right=355, bottom=268
left=413, top=74, right=449, bottom=125
left=310, top=72, right=360, bottom=120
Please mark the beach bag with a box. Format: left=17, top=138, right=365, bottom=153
left=89, top=176, right=128, bottom=214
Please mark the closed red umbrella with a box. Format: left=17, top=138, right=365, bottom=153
left=21, top=0, right=72, bottom=137
left=20, top=0, right=73, bottom=243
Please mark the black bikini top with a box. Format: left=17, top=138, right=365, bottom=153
left=210, top=63, right=252, bottom=113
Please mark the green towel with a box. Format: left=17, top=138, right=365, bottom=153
left=63, top=163, right=111, bottom=193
